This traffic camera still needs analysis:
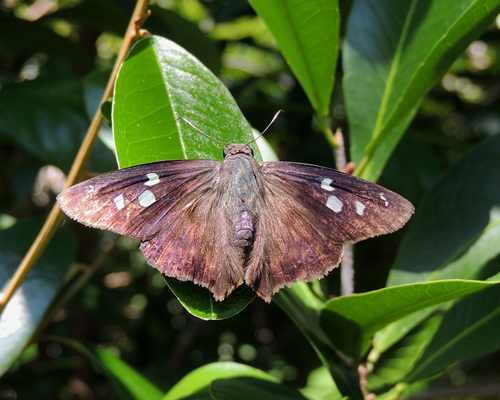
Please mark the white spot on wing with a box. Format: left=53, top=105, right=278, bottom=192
left=113, top=194, right=125, bottom=210
left=145, top=172, right=160, bottom=186
left=327, top=195, right=343, bottom=213
left=321, top=178, right=335, bottom=192
left=85, top=185, right=95, bottom=199
left=139, top=190, right=156, bottom=207
left=356, top=201, right=366, bottom=215
left=380, top=193, right=389, bottom=206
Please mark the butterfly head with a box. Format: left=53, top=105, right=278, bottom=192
left=223, top=143, right=254, bottom=160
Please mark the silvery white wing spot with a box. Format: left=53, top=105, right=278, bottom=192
left=57, top=143, right=414, bottom=302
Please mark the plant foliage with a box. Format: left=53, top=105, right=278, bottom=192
left=1, top=0, right=500, bottom=399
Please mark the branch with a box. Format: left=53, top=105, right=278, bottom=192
left=334, top=128, right=355, bottom=296
left=0, top=0, right=151, bottom=315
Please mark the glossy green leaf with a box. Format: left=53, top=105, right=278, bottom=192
left=165, top=278, right=255, bottom=320
left=374, top=133, right=500, bottom=353
left=211, top=377, right=307, bottom=400
left=0, top=221, right=76, bottom=376
left=163, top=362, right=278, bottom=400
left=113, top=36, right=256, bottom=168
left=344, top=0, right=500, bottom=181
left=80, top=342, right=163, bottom=400
left=320, top=280, right=499, bottom=359
left=274, top=285, right=363, bottom=400
left=248, top=0, right=339, bottom=116
left=406, top=282, right=500, bottom=382
left=112, top=36, right=259, bottom=319
left=371, top=276, right=500, bottom=386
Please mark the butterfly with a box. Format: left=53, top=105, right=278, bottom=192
left=57, top=134, right=414, bottom=302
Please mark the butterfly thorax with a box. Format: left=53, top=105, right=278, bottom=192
left=220, top=144, right=260, bottom=251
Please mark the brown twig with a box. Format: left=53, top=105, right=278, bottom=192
left=334, top=128, right=355, bottom=296
left=0, top=0, right=151, bottom=315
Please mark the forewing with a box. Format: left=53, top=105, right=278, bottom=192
left=57, top=159, right=219, bottom=239
left=57, top=158, right=246, bottom=300
left=260, top=162, right=414, bottom=243
left=245, top=161, right=414, bottom=301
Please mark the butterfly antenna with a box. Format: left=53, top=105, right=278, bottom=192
left=246, top=110, right=284, bottom=145
left=176, top=117, right=230, bottom=145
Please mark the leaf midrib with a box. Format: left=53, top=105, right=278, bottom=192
left=362, top=282, right=492, bottom=335
left=406, top=300, right=500, bottom=381
left=275, top=0, right=322, bottom=112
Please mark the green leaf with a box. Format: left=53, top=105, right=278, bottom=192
left=248, top=0, right=339, bottom=116
left=371, top=276, right=500, bottom=386
left=379, top=133, right=444, bottom=206
left=112, top=36, right=259, bottom=318
left=165, top=278, right=255, bottom=320
left=211, top=377, right=307, bottom=400
left=0, top=77, right=116, bottom=173
left=374, top=133, right=500, bottom=353
left=300, top=366, right=343, bottom=400
left=371, top=275, right=500, bottom=385
left=163, top=362, right=278, bottom=400
left=0, top=221, right=76, bottom=376
left=83, top=68, right=112, bottom=120
left=406, top=283, right=500, bottom=382
left=113, top=36, right=257, bottom=168
left=389, top=134, right=500, bottom=286
left=0, top=77, right=86, bottom=172
left=79, top=342, right=163, bottom=400
left=367, top=315, right=443, bottom=389
left=344, top=0, right=500, bottom=181
left=83, top=69, right=115, bottom=151
left=274, top=285, right=363, bottom=400
left=320, top=280, right=499, bottom=359
left=253, top=129, right=279, bottom=162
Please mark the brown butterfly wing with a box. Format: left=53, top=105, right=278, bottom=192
left=139, top=186, right=246, bottom=301
left=245, top=162, right=414, bottom=301
left=57, top=159, right=246, bottom=300
left=57, top=160, right=219, bottom=239
left=245, top=195, right=344, bottom=302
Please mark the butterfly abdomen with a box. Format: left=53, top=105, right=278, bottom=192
left=234, top=210, right=254, bottom=248
left=222, top=156, right=262, bottom=251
